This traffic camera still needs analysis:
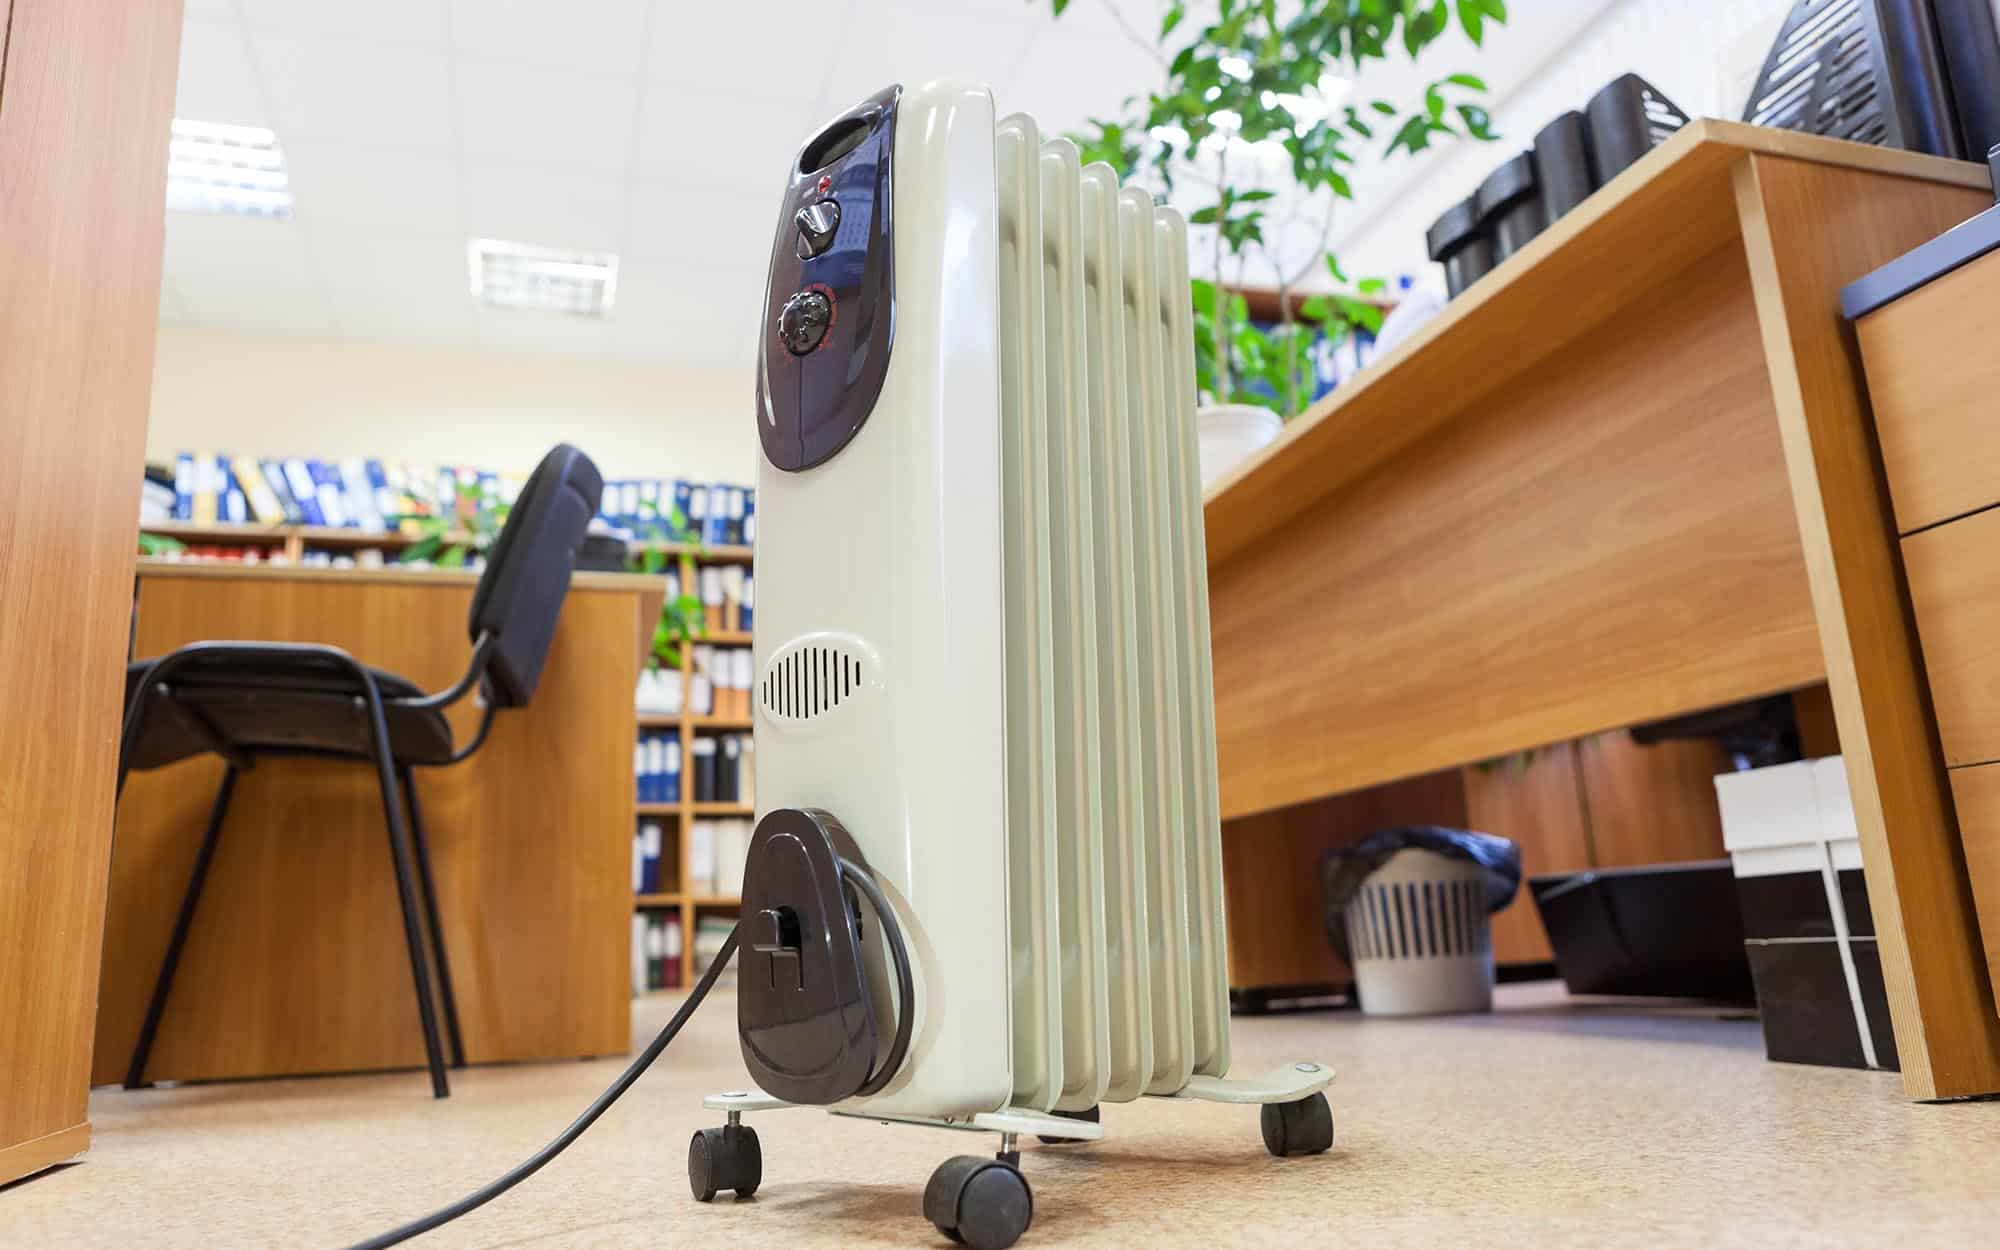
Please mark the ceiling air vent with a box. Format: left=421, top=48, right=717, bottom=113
left=467, top=238, right=619, bottom=317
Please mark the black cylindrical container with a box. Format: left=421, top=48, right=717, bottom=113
left=692, top=736, right=718, bottom=803
left=1934, top=0, right=2000, bottom=160
left=1475, top=152, right=1543, bottom=261
left=1586, top=73, right=1689, bottom=183
left=1425, top=195, right=1494, bottom=298
left=1534, top=111, right=1594, bottom=222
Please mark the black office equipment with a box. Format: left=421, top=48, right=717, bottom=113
left=1425, top=195, right=1495, bottom=297
left=1533, top=111, right=1595, bottom=219
left=1475, top=152, right=1544, bottom=260
left=1529, top=860, right=1758, bottom=1004
left=1745, top=0, right=2000, bottom=159
left=114, top=443, right=602, bottom=1099
left=1425, top=77, right=1688, bottom=298
left=1585, top=74, right=1690, bottom=182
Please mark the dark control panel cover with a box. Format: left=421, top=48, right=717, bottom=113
left=737, top=807, right=882, bottom=1105
left=756, top=85, right=900, bottom=472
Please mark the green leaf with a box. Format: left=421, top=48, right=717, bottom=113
left=1325, top=252, right=1348, bottom=283
left=1051, top=0, right=1070, bottom=14
left=1456, top=0, right=1485, bottom=45
left=1456, top=102, right=1495, bottom=140
left=1446, top=72, right=1487, bottom=90
left=399, top=534, right=443, bottom=564
left=1236, top=188, right=1276, bottom=202
left=1161, top=1, right=1184, bottom=38
left=1296, top=293, right=1332, bottom=320
left=1358, top=276, right=1388, bottom=294
left=1188, top=205, right=1220, bottom=224
left=1189, top=277, right=1219, bottom=316
left=438, top=544, right=469, bottom=569
left=1371, top=99, right=1398, bottom=116
left=1170, top=46, right=1195, bottom=77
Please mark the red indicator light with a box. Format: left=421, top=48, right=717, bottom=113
left=817, top=175, right=832, bottom=194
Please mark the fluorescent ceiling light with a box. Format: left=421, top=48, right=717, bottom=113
left=467, top=238, right=619, bottom=317
left=166, top=119, right=292, bottom=219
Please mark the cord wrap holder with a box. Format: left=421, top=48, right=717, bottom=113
left=737, top=806, right=914, bottom=1105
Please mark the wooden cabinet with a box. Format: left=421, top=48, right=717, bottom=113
left=0, top=0, right=183, bottom=1187
left=1461, top=746, right=1593, bottom=966
left=1852, top=248, right=2000, bottom=1018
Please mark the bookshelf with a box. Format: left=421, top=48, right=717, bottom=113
left=634, top=545, right=753, bottom=988
left=139, top=519, right=753, bottom=570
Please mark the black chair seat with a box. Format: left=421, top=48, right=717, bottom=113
left=122, top=653, right=456, bottom=771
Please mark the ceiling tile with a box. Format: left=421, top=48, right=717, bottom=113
left=450, top=0, right=652, bottom=74
left=456, top=59, right=639, bottom=173
left=460, top=162, right=626, bottom=252
left=163, top=213, right=336, bottom=333
left=606, top=260, right=757, bottom=366
left=625, top=181, right=774, bottom=272
left=174, top=19, right=269, bottom=126
left=631, top=81, right=816, bottom=193
left=313, top=230, right=479, bottom=342
left=285, top=142, right=463, bottom=232
left=815, top=8, right=1038, bottom=117
left=254, top=35, right=456, bottom=150
left=646, top=2, right=850, bottom=102
left=239, top=0, right=450, bottom=46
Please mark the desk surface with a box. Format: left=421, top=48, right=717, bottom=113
left=135, top=559, right=670, bottom=664
left=1203, top=121, right=1988, bottom=565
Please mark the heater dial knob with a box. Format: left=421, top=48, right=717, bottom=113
left=778, top=289, right=832, bottom=355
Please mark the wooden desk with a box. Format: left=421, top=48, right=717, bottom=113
left=1204, top=120, right=2000, bottom=1100
left=92, top=563, right=664, bottom=1085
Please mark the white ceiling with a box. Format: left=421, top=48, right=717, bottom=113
left=162, top=0, right=1160, bottom=367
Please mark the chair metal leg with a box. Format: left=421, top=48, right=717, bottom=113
left=359, top=687, right=451, bottom=1099
left=126, top=765, right=239, bottom=1089
left=401, top=766, right=466, bottom=1068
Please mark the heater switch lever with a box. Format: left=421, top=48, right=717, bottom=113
left=794, top=198, right=841, bottom=258
left=752, top=906, right=804, bottom=990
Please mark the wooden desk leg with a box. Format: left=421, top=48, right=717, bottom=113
left=1736, top=153, right=2000, bottom=1099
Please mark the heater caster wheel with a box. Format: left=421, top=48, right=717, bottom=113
left=1037, top=1104, right=1099, bottom=1145
left=1260, top=1092, right=1334, bottom=1158
left=688, top=1124, right=762, bottom=1202
left=924, top=1155, right=1033, bottom=1250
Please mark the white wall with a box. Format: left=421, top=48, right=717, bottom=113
left=147, top=325, right=759, bottom=483
left=1332, top=0, right=1798, bottom=287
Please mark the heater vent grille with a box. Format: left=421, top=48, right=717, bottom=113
left=761, top=638, right=869, bottom=723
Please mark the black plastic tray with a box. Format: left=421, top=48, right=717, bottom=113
left=1529, top=859, right=1756, bottom=1003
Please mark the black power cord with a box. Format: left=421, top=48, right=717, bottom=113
left=342, top=926, right=740, bottom=1250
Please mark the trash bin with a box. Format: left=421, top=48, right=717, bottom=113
left=1324, top=827, right=1520, bottom=1017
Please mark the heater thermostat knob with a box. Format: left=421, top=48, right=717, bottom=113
left=778, top=290, right=833, bottom=355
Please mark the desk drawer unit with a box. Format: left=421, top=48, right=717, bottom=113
left=1854, top=244, right=2000, bottom=1013
left=1854, top=249, right=2000, bottom=534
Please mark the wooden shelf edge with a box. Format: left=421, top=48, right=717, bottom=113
left=634, top=894, right=682, bottom=907
left=690, top=896, right=742, bottom=907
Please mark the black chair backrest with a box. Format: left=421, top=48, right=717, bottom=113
left=467, top=444, right=604, bottom=707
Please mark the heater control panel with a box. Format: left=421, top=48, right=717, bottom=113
left=756, top=84, right=900, bottom=472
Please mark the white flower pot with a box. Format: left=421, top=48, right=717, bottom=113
left=1198, top=403, right=1283, bottom=489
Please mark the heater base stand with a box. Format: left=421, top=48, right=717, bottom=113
left=1151, top=1060, right=1336, bottom=1105
left=700, top=1089, right=1107, bottom=1142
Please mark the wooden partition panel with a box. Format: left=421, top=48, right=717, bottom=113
left=94, top=574, right=641, bottom=1083
left=1209, top=242, right=1823, bottom=820
left=1221, top=771, right=1465, bottom=992
left=0, top=0, right=182, bottom=1186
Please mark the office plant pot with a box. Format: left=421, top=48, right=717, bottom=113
left=1198, top=403, right=1282, bottom=488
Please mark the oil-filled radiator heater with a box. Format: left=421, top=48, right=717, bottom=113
left=691, top=81, right=1334, bottom=1250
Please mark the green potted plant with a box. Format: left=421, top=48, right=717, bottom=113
left=1053, top=0, right=1505, bottom=483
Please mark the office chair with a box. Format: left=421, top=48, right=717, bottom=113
left=115, top=443, right=603, bottom=1098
